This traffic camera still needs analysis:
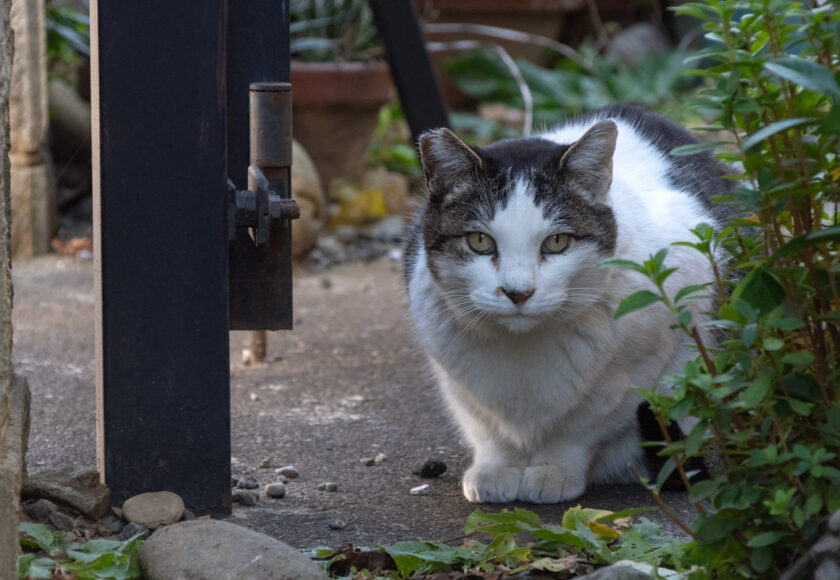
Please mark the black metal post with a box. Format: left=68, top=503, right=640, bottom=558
left=368, top=0, right=450, bottom=142
left=92, top=1, right=231, bottom=512
left=228, top=1, right=294, bottom=330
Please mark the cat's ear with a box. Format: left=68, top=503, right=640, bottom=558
left=418, top=128, right=483, bottom=204
left=559, top=120, right=617, bottom=203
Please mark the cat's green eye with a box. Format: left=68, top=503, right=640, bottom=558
left=542, top=233, right=571, bottom=254
left=465, top=232, right=496, bottom=254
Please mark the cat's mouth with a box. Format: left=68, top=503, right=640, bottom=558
left=494, top=311, right=543, bottom=333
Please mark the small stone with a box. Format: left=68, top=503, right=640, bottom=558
left=318, top=482, right=338, bottom=492
left=25, top=498, right=57, bottom=521
left=232, top=490, right=259, bottom=506
left=374, top=453, right=388, bottom=463
left=122, top=491, right=185, bottom=530
left=236, top=477, right=259, bottom=489
left=277, top=465, right=300, bottom=479
left=183, top=509, right=197, bottom=521
left=119, top=522, right=150, bottom=541
left=413, top=458, right=447, bottom=479
left=264, top=482, right=287, bottom=498
left=361, top=457, right=375, bottom=467
left=410, top=484, right=430, bottom=495
left=329, top=519, right=347, bottom=530
left=48, top=510, right=77, bottom=532
left=249, top=392, right=260, bottom=402
left=828, top=510, right=840, bottom=534
left=320, top=277, right=333, bottom=290
left=97, top=514, right=126, bottom=536
left=259, top=458, right=271, bottom=468
left=231, top=475, right=241, bottom=487
left=274, top=473, right=289, bottom=484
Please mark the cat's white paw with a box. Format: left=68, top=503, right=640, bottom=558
left=518, top=465, right=586, bottom=503
left=462, top=464, right=522, bottom=503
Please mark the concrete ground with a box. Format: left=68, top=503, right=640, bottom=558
left=12, top=253, right=696, bottom=549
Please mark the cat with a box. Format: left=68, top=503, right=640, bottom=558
left=403, top=106, right=733, bottom=503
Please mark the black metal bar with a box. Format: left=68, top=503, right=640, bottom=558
left=228, top=0, right=294, bottom=330
left=368, top=0, right=450, bottom=142
left=93, top=0, right=231, bottom=513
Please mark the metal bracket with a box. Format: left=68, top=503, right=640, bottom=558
left=228, top=82, right=299, bottom=250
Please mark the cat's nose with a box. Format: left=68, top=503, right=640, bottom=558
left=501, top=287, right=535, bottom=305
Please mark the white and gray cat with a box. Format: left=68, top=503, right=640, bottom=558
left=404, top=106, right=732, bottom=503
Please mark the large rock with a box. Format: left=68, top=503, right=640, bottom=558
left=122, top=491, right=185, bottom=529
left=22, top=466, right=111, bottom=519
left=291, top=139, right=326, bottom=259
left=140, top=519, right=327, bottom=580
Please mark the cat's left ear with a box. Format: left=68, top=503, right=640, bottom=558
left=559, top=120, right=617, bottom=203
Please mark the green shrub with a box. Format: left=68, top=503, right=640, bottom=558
left=608, top=1, right=840, bottom=577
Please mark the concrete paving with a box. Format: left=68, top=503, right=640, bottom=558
left=12, top=253, right=696, bottom=549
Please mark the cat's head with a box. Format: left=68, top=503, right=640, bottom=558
left=418, top=121, right=618, bottom=334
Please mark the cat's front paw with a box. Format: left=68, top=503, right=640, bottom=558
left=463, top=464, right=522, bottom=503
left=518, top=465, right=586, bottom=503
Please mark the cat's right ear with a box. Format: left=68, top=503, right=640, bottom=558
left=418, top=128, right=482, bottom=204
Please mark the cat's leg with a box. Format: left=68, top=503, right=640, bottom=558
left=462, top=436, right=524, bottom=503
left=449, top=400, right=525, bottom=503
left=518, top=439, right=589, bottom=503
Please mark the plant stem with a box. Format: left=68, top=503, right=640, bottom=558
left=629, top=464, right=695, bottom=538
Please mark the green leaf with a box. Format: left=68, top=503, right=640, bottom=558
left=770, top=225, right=840, bottom=263
left=764, top=57, right=840, bottom=98
left=763, top=338, right=784, bottom=351
left=670, top=141, right=728, bottom=156
left=18, top=523, right=56, bottom=552
left=614, top=290, right=662, bottom=319
left=674, top=283, right=710, bottom=304
left=599, top=258, right=648, bottom=275
left=688, top=478, right=721, bottom=503
left=781, top=351, right=815, bottom=366
left=747, top=531, right=790, bottom=548
left=16, top=554, right=55, bottom=579
left=740, top=374, right=772, bottom=407
left=789, top=398, right=814, bottom=416
left=594, top=506, right=657, bottom=523
left=685, top=421, right=707, bottom=456
left=741, top=117, right=818, bottom=151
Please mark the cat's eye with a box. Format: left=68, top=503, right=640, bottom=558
left=465, top=232, right=496, bottom=255
left=542, top=233, right=571, bottom=254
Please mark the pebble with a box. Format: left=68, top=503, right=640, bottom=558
left=361, top=457, right=376, bottom=467
left=829, top=510, right=840, bottom=534
left=250, top=392, right=260, bottom=401
left=264, top=483, right=287, bottom=499
left=97, top=514, right=126, bottom=536
left=374, top=453, right=388, bottom=463
left=277, top=465, right=300, bottom=479
left=48, top=511, right=77, bottom=532
left=25, top=498, right=58, bottom=521
left=183, top=509, right=197, bottom=521
left=236, top=477, right=259, bottom=489
left=410, top=484, right=430, bottom=495
left=122, top=491, right=185, bottom=530
left=318, top=482, right=339, bottom=492
left=320, top=277, right=333, bottom=290
left=259, top=458, right=271, bottom=468
left=329, top=519, right=347, bottom=530
left=275, top=473, right=289, bottom=483
left=119, top=522, right=150, bottom=541
left=232, top=490, right=259, bottom=506
left=413, top=458, right=447, bottom=479
left=231, top=475, right=241, bottom=487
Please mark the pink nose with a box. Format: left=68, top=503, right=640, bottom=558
left=501, top=287, right=534, bottom=305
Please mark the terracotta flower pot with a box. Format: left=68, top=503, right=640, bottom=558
left=291, top=61, right=396, bottom=192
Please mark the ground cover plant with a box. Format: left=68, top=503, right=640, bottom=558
left=17, top=523, right=143, bottom=580
left=313, top=506, right=687, bottom=579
